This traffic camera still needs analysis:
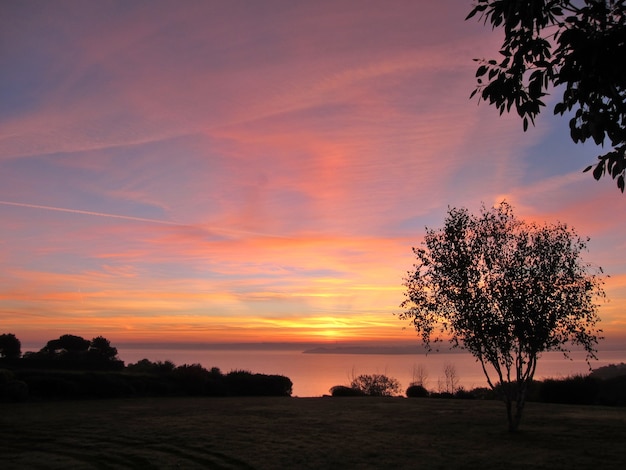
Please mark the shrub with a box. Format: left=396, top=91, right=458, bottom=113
left=172, top=364, right=211, bottom=395
left=454, top=387, right=475, bottom=399
left=350, top=374, right=401, bottom=397
left=225, top=370, right=293, bottom=396
left=469, top=387, right=499, bottom=400
left=537, top=375, right=600, bottom=405
left=126, top=358, right=176, bottom=375
left=590, top=363, right=626, bottom=380
left=330, top=385, right=366, bottom=397
left=406, top=384, right=429, bottom=398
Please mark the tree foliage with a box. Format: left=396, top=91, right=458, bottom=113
left=0, top=333, right=21, bottom=360
left=89, top=336, right=119, bottom=361
left=41, top=334, right=90, bottom=354
left=350, top=374, right=401, bottom=397
left=398, top=202, right=605, bottom=431
left=467, top=0, right=626, bottom=191
left=23, top=334, right=124, bottom=370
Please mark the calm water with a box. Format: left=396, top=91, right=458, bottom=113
left=117, top=346, right=626, bottom=397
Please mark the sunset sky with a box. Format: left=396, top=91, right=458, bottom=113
left=1, top=0, right=625, bottom=349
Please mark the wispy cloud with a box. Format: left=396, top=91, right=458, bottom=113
left=0, top=200, right=181, bottom=226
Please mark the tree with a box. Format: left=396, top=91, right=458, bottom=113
left=89, top=336, right=119, bottom=361
left=442, top=363, right=460, bottom=395
left=398, top=202, right=604, bottom=431
left=467, top=1, right=626, bottom=191
left=41, top=334, right=90, bottom=355
left=350, top=374, right=402, bottom=397
left=0, top=333, right=21, bottom=359
left=411, top=363, right=429, bottom=388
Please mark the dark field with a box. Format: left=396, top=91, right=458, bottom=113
left=1, top=397, right=625, bottom=469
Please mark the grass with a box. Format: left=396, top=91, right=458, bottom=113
left=1, top=397, right=625, bottom=469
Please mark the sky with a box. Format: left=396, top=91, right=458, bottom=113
left=1, top=0, right=625, bottom=349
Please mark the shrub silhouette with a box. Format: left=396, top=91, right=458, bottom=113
left=330, top=385, right=366, bottom=397
left=454, top=388, right=475, bottom=400
left=406, top=384, right=429, bottom=398
left=2, top=338, right=294, bottom=399
left=225, top=370, right=292, bottom=396
left=538, top=375, right=600, bottom=405
left=350, top=374, right=401, bottom=397
left=126, top=358, right=176, bottom=375
left=590, top=363, right=626, bottom=380
left=172, top=364, right=212, bottom=395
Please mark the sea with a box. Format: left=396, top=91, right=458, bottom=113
left=115, top=345, right=626, bottom=397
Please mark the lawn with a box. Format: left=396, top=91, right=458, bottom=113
left=1, top=397, right=625, bottom=469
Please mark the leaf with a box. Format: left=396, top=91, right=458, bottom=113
left=554, top=102, right=566, bottom=115
left=618, top=175, right=625, bottom=192
left=523, top=117, right=528, bottom=132
left=476, top=65, right=488, bottom=77
left=465, top=7, right=481, bottom=21
left=583, top=165, right=593, bottom=173
left=592, top=163, right=604, bottom=180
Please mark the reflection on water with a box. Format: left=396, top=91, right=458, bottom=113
left=117, top=347, right=626, bottom=397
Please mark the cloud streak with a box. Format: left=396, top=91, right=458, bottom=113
left=0, top=200, right=182, bottom=226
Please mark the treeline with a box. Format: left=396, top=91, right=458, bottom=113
left=330, top=365, right=626, bottom=407
left=0, top=333, right=292, bottom=401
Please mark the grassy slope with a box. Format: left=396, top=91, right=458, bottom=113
left=1, top=397, right=625, bottom=469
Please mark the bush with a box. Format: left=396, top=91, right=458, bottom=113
left=406, top=384, right=429, bottom=398
left=126, top=358, right=176, bottom=375
left=172, top=364, right=212, bottom=395
left=430, top=391, right=454, bottom=399
left=469, top=387, right=499, bottom=400
left=537, top=375, right=600, bottom=405
left=225, top=370, right=293, bottom=396
left=350, top=374, right=401, bottom=397
left=454, top=388, right=475, bottom=399
left=330, top=385, right=366, bottom=397
left=590, top=363, right=626, bottom=380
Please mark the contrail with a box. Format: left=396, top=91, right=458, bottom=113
left=0, top=200, right=181, bottom=226
left=0, top=199, right=289, bottom=239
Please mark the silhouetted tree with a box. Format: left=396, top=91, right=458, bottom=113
left=89, top=336, right=119, bottom=361
left=467, top=1, right=626, bottom=191
left=399, top=202, right=604, bottom=431
left=126, top=358, right=176, bottom=374
left=411, top=363, right=429, bottom=388
left=0, top=333, right=21, bottom=359
left=350, top=374, right=401, bottom=397
left=442, top=363, right=459, bottom=395
left=41, top=334, right=90, bottom=355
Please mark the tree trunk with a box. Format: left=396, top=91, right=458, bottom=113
left=505, top=383, right=527, bottom=432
